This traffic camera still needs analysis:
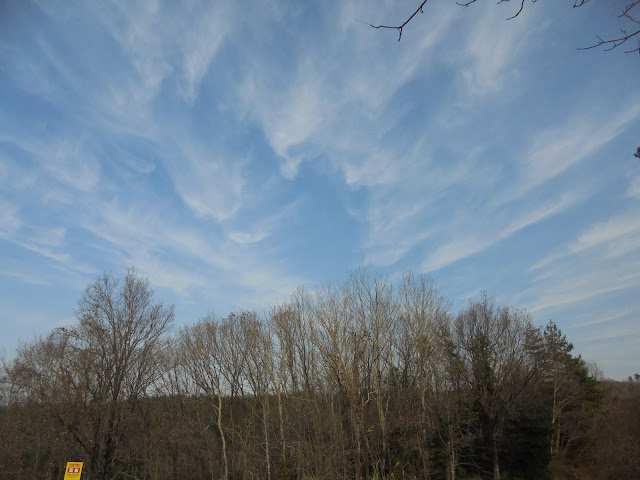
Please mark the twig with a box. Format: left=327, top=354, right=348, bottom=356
left=369, top=0, right=429, bottom=41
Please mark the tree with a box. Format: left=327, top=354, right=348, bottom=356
left=540, top=322, right=604, bottom=467
left=7, top=269, right=174, bottom=480
left=450, top=293, right=543, bottom=480
left=541, top=320, right=577, bottom=459
left=235, top=311, right=275, bottom=480
left=310, top=282, right=361, bottom=478
left=592, top=376, right=640, bottom=479
left=271, top=287, right=326, bottom=478
left=395, top=272, right=452, bottom=479
left=371, top=0, right=640, bottom=53
left=178, top=316, right=230, bottom=480
left=0, top=268, right=620, bottom=479
left=344, top=269, right=397, bottom=478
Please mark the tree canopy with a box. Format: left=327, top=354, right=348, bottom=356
left=2, top=269, right=634, bottom=480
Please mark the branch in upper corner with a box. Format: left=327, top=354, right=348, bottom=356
left=370, top=0, right=639, bottom=53
left=369, top=0, right=535, bottom=41
left=497, top=0, right=526, bottom=20
left=578, top=0, right=640, bottom=53
left=578, top=30, right=640, bottom=53
left=369, top=0, right=429, bottom=41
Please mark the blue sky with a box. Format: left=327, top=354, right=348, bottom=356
left=1, top=0, right=639, bottom=379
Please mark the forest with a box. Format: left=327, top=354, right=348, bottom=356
left=1, top=269, right=638, bottom=480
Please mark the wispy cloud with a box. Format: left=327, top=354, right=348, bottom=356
left=533, top=208, right=640, bottom=270
left=0, top=202, right=22, bottom=237
left=0, top=270, right=51, bottom=287
left=178, top=3, right=230, bottom=102
left=528, top=274, right=640, bottom=313
left=521, top=235, right=640, bottom=315
left=75, top=193, right=305, bottom=309
left=164, top=145, right=246, bottom=222
left=495, top=102, right=640, bottom=207
left=458, top=6, right=532, bottom=98
left=421, top=189, right=585, bottom=272
left=0, top=131, right=101, bottom=193
left=570, top=211, right=640, bottom=254
left=227, top=199, right=301, bottom=246
left=569, top=309, right=629, bottom=328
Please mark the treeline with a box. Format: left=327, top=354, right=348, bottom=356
left=0, top=269, right=637, bottom=480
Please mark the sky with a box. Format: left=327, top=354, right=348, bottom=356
left=1, top=0, right=639, bottom=379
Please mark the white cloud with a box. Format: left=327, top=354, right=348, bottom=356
left=508, top=192, right=583, bottom=234
left=0, top=203, right=22, bottom=238
left=569, top=309, right=629, bottom=328
left=362, top=198, right=433, bottom=267
left=96, top=0, right=173, bottom=105
left=534, top=208, right=640, bottom=269
left=165, top=146, right=246, bottom=222
left=421, top=190, right=584, bottom=272
left=459, top=6, right=530, bottom=97
left=112, top=144, right=157, bottom=175
left=32, top=227, right=66, bottom=248
left=0, top=129, right=101, bottom=193
left=602, top=231, right=640, bottom=259
left=45, top=140, right=101, bottom=192
left=422, top=237, right=488, bottom=273
left=179, top=3, right=230, bottom=102
left=497, top=102, right=640, bottom=206
left=0, top=270, right=50, bottom=287
left=76, top=195, right=305, bottom=310
left=342, top=149, right=403, bottom=187
left=570, top=211, right=640, bottom=253
left=228, top=231, right=269, bottom=245
left=528, top=272, right=640, bottom=314
left=232, top=2, right=457, bottom=181
left=236, top=66, right=328, bottom=180
left=627, top=169, right=640, bottom=199
left=226, top=200, right=300, bottom=245
left=1, top=44, right=57, bottom=101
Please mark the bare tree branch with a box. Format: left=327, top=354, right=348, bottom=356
left=497, top=0, right=526, bottom=21
left=369, top=0, right=429, bottom=41
left=579, top=0, right=640, bottom=54
left=370, top=0, right=640, bottom=54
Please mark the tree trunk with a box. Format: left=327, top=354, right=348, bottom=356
left=492, top=432, right=500, bottom=480
left=276, top=384, right=286, bottom=463
left=262, top=396, right=272, bottom=480
left=447, top=421, right=456, bottom=480
left=217, top=390, right=229, bottom=480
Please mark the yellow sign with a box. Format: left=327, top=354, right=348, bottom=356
left=63, top=462, right=83, bottom=480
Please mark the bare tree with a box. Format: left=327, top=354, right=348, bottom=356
left=234, top=312, right=274, bottom=480
left=273, top=287, right=326, bottom=477
left=8, top=269, right=173, bottom=480
left=1, top=268, right=616, bottom=479
left=178, top=316, right=230, bottom=480
left=397, top=272, right=452, bottom=479
left=345, top=268, right=397, bottom=478
left=311, top=282, right=363, bottom=478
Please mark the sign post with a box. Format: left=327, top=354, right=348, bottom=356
left=63, top=462, right=83, bottom=480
